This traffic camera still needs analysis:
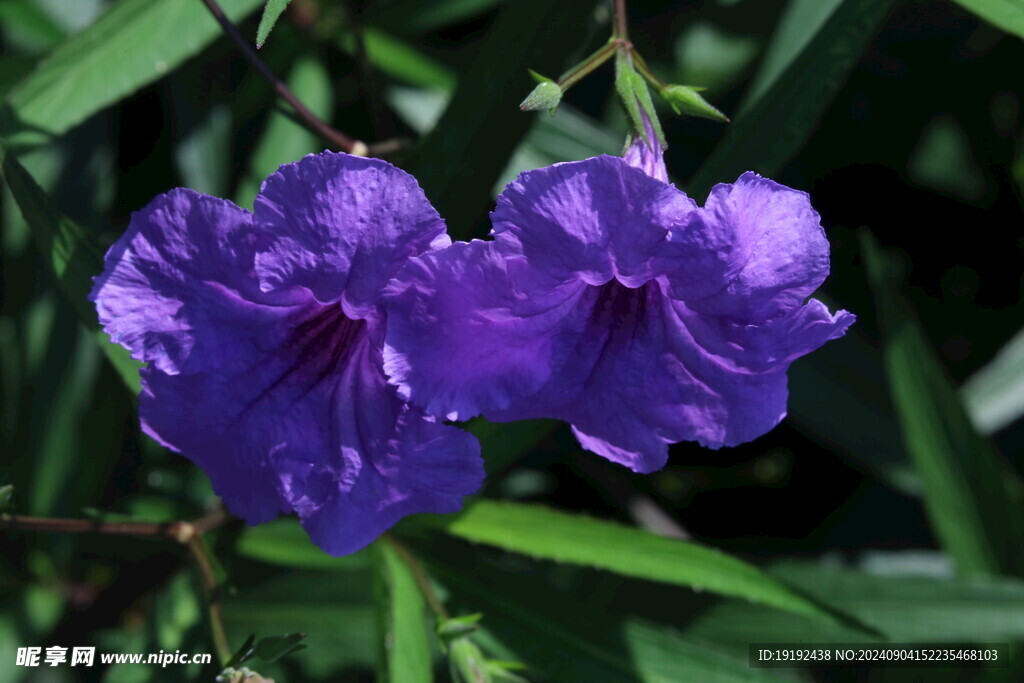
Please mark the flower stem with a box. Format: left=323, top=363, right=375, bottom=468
left=1, top=508, right=234, bottom=667
left=556, top=41, right=617, bottom=91
left=613, top=0, right=629, bottom=41
left=199, top=0, right=370, bottom=156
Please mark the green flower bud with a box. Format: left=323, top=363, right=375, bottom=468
left=661, top=84, right=729, bottom=123
left=519, top=81, right=562, bottom=115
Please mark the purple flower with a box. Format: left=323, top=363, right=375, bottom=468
left=90, top=152, right=483, bottom=555
left=383, top=137, right=854, bottom=474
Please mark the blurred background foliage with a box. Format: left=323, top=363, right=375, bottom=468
left=1, top=0, right=1024, bottom=680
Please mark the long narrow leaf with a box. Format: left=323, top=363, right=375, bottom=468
left=1, top=0, right=264, bottom=150
left=962, top=324, right=1024, bottom=434
left=948, top=0, right=1024, bottom=40
left=373, top=540, right=433, bottom=683
left=688, top=0, right=892, bottom=198
left=861, top=230, right=1024, bottom=577
left=427, top=500, right=835, bottom=621
left=256, top=0, right=292, bottom=49
left=0, top=139, right=141, bottom=391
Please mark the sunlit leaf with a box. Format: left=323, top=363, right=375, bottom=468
left=1, top=0, right=264, bottom=150
left=963, top=324, right=1024, bottom=434
left=373, top=540, right=432, bottom=683
left=426, top=500, right=837, bottom=621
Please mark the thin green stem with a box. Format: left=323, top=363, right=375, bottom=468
left=556, top=41, right=617, bottom=91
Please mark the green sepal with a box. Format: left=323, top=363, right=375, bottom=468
left=614, top=53, right=666, bottom=149
left=519, top=80, right=562, bottom=114
left=661, top=84, right=729, bottom=123
left=528, top=69, right=555, bottom=84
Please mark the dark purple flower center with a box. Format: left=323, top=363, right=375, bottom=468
left=588, top=279, right=651, bottom=339
left=286, top=304, right=367, bottom=386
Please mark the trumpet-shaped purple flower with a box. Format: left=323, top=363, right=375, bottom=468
left=90, top=152, right=483, bottom=555
left=383, top=137, right=854, bottom=474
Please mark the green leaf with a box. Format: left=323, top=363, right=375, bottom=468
left=688, top=0, right=891, bottom=198
left=0, top=139, right=141, bottom=392
left=861, top=230, right=1024, bottom=577
left=740, top=0, right=844, bottom=113
left=235, top=55, right=332, bottom=209
left=338, top=28, right=456, bottom=91
left=373, top=540, right=433, bottom=683
left=236, top=518, right=369, bottom=571
left=1, top=0, right=265, bottom=150
left=427, top=500, right=836, bottom=621
left=427, top=555, right=793, bottom=682
left=962, top=324, right=1024, bottom=434
left=0, top=484, right=13, bottom=511
left=948, top=0, right=1024, bottom=40
left=256, top=0, right=292, bottom=48
left=221, top=570, right=377, bottom=678
left=686, top=561, right=1024, bottom=650
left=0, top=0, right=66, bottom=52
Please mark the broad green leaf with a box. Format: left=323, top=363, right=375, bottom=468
left=428, top=500, right=835, bottom=621
left=740, top=0, right=844, bottom=113
left=236, top=518, right=369, bottom=571
left=0, top=139, right=141, bottom=391
left=949, top=0, right=1024, bottom=40
left=406, top=0, right=601, bottom=239
left=1, top=0, right=265, bottom=150
left=861, top=231, right=1024, bottom=577
left=688, top=0, right=892, bottom=198
left=236, top=55, right=332, bottom=208
left=256, top=0, right=292, bottom=48
left=686, top=561, right=1024, bottom=651
left=373, top=540, right=432, bottom=683
left=963, top=324, right=1024, bottom=434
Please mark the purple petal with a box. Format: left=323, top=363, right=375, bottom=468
left=622, top=113, right=668, bottom=182
left=384, top=239, right=590, bottom=420
left=492, top=157, right=697, bottom=287
left=660, top=172, right=831, bottom=322
left=141, top=306, right=483, bottom=555
left=490, top=281, right=854, bottom=469
left=89, top=189, right=298, bottom=376
left=254, top=152, right=447, bottom=315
